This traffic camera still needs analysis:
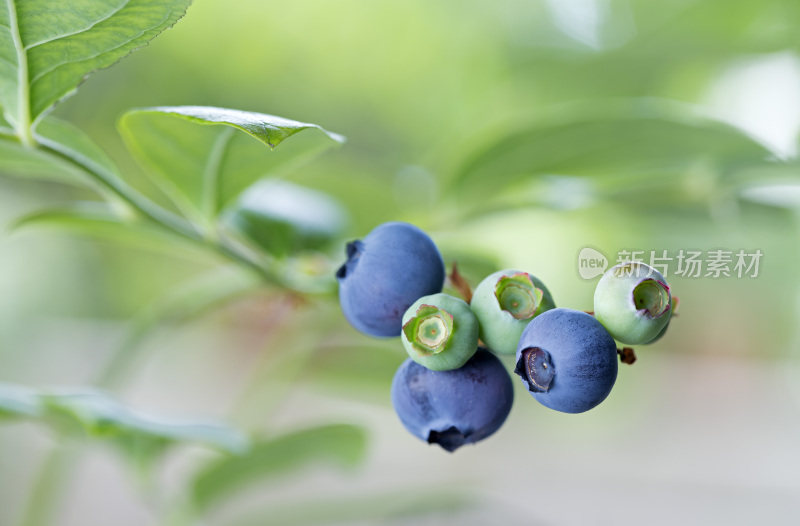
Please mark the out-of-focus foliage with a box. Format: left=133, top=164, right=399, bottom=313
left=223, top=179, right=348, bottom=258
left=0, top=382, right=247, bottom=455
left=1, top=0, right=800, bottom=525
left=191, top=424, right=367, bottom=513
left=451, top=102, right=773, bottom=213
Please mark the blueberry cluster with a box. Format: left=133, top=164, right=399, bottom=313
left=337, top=222, right=674, bottom=452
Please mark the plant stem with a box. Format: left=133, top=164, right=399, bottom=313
left=213, top=236, right=281, bottom=286
left=35, top=138, right=285, bottom=286
left=37, top=139, right=200, bottom=238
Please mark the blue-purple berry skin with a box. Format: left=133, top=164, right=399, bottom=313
left=391, top=348, right=513, bottom=452
left=514, top=308, right=618, bottom=414
left=337, top=222, right=445, bottom=337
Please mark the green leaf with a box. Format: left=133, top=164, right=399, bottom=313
left=191, top=424, right=367, bottom=512
left=452, top=101, right=772, bottom=200
left=0, top=0, right=192, bottom=140
left=227, top=490, right=473, bottom=526
left=118, top=106, right=345, bottom=222
left=136, top=106, right=346, bottom=149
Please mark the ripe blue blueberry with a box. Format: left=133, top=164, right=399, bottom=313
left=514, top=308, right=618, bottom=414
left=337, top=222, right=445, bottom=337
left=594, top=262, right=672, bottom=345
left=401, top=293, right=479, bottom=371
left=470, top=269, right=555, bottom=355
left=391, top=348, right=513, bottom=452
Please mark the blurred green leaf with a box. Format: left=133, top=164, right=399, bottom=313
left=228, top=490, right=474, bottom=526
left=738, top=180, right=800, bottom=210
left=0, top=0, right=192, bottom=130
left=39, top=389, right=247, bottom=455
left=626, top=0, right=800, bottom=56
left=118, top=106, right=346, bottom=223
left=730, top=162, right=800, bottom=209
left=453, top=101, right=772, bottom=201
left=191, top=424, right=367, bottom=512
left=11, top=202, right=205, bottom=256
left=223, top=179, right=348, bottom=258
left=0, top=382, right=247, bottom=457
left=0, top=383, right=41, bottom=419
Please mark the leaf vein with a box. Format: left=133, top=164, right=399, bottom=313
left=28, top=11, right=171, bottom=86
left=24, top=0, right=130, bottom=50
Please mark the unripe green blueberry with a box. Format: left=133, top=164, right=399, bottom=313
left=401, top=293, right=479, bottom=371
left=593, top=262, right=672, bottom=345
left=644, top=319, right=670, bottom=344
left=469, top=270, right=555, bottom=355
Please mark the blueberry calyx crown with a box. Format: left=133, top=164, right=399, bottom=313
left=428, top=425, right=471, bottom=453
left=632, top=278, right=670, bottom=318
left=514, top=347, right=555, bottom=392
left=402, top=304, right=454, bottom=355
left=494, top=273, right=544, bottom=320
left=335, top=240, right=364, bottom=280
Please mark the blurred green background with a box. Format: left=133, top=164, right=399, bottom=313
left=2, top=0, right=800, bottom=524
